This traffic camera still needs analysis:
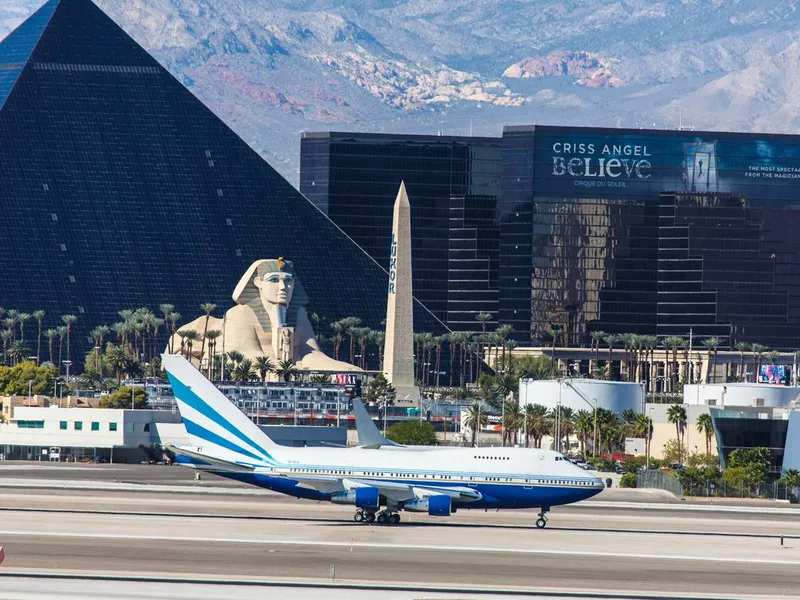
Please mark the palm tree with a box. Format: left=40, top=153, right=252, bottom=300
left=751, top=344, right=768, bottom=383
left=330, top=320, right=346, bottom=361
left=696, top=413, right=714, bottom=455
left=667, top=404, right=687, bottom=463
left=0, top=330, right=10, bottom=365
left=604, top=334, right=617, bottom=379
left=596, top=408, right=623, bottom=454
left=352, top=326, right=371, bottom=370
left=31, top=310, right=45, bottom=364
left=632, top=413, right=652, bottom=463
left=593, top=364, right=611, bottom=380
left=701, top=337, right=721, bottom=383
left=275, top=359, right=299, bottom=382
left=735, top=342, right=750, bottom=382
left=557, top=406, right=575, bottom=453
left=463, top=401, right=488, bottom=447
left=61, top=314, right=77, bottom=371
left=433, top=334, right=443, bottom=386
left=448, top=331, right=470, bottom=387
left=233, top=358, right=257, bottom=382
left=5, top=309, right=18, bottom=342
left=663, top=336, right=684, bottom=392
left=369, top=329, right=385, bottom=371
left=524, top=404, right=550, bottom=449
left=159, top=303, right=175, bottom=332
left=17, top=312, right=30, bottom=342
left=502, top=399, right=523, bottom=446
left=590, top=330, right=605, bottom=376
left=423, top=333, right=437, bottom=385
left=8, top=340, right=28, bottom=365
left=496, top=324, right=514, bottom=372
left=204, top=330, right=222, bottom=378
left=176, top=330, right=189, bottom=358
left=57, top=325, right=67, bottom=368
left=442, top=332, right=455, bottom=386
left=198, top=302, right=217, bottom=360
left=168, top=311, right=181, bottom=353
left=548, top=324, right=561, bottom=362
left=254, top=356, right=274, bottom=382
left=44, top=328, right=58, bottom=365
left=333, top=316, right=361, bottom=365
left=180, top=329, right=199, bottom=360
left=574, top=409, right=594, bottom=457
left=106, top=344, right=130, bottom=385
left=475, top=312, right=492, bottom=364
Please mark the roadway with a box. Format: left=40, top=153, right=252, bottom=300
left=0, top=486, right=799, bottom=598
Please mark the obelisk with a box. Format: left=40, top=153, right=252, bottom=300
left=383, top=182, right=421, bottom=406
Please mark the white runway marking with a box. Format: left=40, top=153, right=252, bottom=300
left=1, top=530, right=798, bottom=566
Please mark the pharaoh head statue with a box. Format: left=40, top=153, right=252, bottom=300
left=232, top=258, right=309, bottom=328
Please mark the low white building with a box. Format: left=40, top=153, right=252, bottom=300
left=0, top=406, right=183, bottom=462
left=519, top=378, right=646, bottom=416
left=683, top=383, right=800, bottom=408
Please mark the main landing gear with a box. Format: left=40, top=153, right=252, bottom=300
left=536, top=508, right=549, bottom=529
left=353, top=509, right=400, bottom=525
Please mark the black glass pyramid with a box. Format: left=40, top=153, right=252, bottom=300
left=0, top=0, right=444, bottom=362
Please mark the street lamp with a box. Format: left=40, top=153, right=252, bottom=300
left=62, top=360, right=72, bottom=401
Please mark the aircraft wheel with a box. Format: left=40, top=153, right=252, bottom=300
left=377, top=513, right=388, bottom=524
left=365, top=512, right=376, bottom=523
left=390, top=513, right=401, bottom=524
left=536, top=518, right=546, bottom=529
left=354, top=511, right=364, bottom=523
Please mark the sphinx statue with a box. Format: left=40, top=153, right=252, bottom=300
left=167, top=258, right=360, bottom=374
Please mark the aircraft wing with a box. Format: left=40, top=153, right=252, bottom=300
left=353, top=397, right=401, bottom=448
left=270, top=472, right=480, bottom=503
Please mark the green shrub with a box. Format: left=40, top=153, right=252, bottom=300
left=619, top=472, right=637, bottom=488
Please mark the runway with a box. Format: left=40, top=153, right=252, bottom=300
left=0, top=487, right=798, bottom=598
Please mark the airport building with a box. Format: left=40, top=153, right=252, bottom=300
left=0, top=405, right=184, bottom=462
left=0, top=0, right=443, bottom=363
left=300, top=131, right=502, bottom=330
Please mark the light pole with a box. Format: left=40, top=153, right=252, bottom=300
left=62, top=360, right=72, bottom=405
left=646, top=406, right=654, bottom=469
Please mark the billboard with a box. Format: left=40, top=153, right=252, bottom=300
left=534, top=129, right=800, bottom=202
left=759, top=364, right=787, bottom=385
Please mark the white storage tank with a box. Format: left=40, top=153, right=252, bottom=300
left=519, top=379, right=645, bottom=416
left=683, top=383, right=800, bottom=408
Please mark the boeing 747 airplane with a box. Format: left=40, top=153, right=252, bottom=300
left=164, top=355, right=605, bottom=526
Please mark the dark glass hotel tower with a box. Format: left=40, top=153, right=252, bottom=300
left=500, top=125, right=800, bottom=349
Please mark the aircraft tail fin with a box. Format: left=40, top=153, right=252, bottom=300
left=163, top=354, right=280, bottom=466
left=353, top=396, right=400, bottom=448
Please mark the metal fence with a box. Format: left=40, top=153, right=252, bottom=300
left=680, top=479, right=798, bottom=501
left=637, top=469, right=798, bottom=501
left=637, top=469, right=683, bottom=496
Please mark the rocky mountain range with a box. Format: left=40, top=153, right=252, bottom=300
left=4, top=0, right=800, bottom=183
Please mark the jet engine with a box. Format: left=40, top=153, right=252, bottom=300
left=403, top=494, right=451, bottom=516
left=331, top=487, right=379, bottom=509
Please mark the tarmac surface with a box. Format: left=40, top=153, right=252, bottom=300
left=0, top=463, right=798, bottom=599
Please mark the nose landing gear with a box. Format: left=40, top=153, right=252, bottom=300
left=535, top=508, right=549, bottom=529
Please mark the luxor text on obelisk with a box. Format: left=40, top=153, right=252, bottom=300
left=383, top=182, right=421, bottom=405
